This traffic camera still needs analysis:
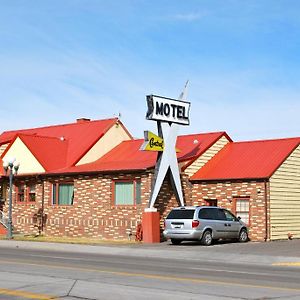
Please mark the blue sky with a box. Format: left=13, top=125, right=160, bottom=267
left=1, top=1, right=300, bottom=141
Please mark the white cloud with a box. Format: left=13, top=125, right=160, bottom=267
left=171, top=12, right=206, bottom=22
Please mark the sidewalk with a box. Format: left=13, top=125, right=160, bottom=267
left=0, top=238, right=299, bottom=266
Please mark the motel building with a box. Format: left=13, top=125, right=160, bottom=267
left=0, top=117, right=299, bottom=242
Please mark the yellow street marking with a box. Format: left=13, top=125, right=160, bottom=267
left=0, top=258, right=300, bottom=293
left=273, top=262, right=300, bottom=267
left=0, top=288, right=55, bottom=299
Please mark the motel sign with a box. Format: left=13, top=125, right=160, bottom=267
left=146, top=95, right=190, bottom=125
left=143, top=90, right=190, bottom=208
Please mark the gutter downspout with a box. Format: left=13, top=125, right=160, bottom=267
left=264, top=180, right=269, bottom=241
left=41, top=178, right=45, bottom=234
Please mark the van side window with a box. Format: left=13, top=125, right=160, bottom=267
left=198, top=208, right=218, bottom=220
left=216, top=209, right=226, bottom=220
left=224, top=209, right=237, bottom=221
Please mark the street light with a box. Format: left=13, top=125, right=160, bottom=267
left=3, top=157, right=20, bottom=239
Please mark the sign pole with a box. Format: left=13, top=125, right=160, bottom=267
left=141, top=82, right=190, bottom=243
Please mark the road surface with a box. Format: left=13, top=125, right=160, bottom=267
left=0, top=240, right=299, bottom=299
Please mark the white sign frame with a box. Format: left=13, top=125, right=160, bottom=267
left=146, top=95, right=191, bottom=126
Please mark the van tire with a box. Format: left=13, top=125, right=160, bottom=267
left=201, top=230, right=213, bottom=246
left=238, top=228, right=248, bottom=243
left=171, top=239, right=182, bottom=245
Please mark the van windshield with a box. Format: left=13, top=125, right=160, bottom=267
left=167, top=209, right=195, bottom=219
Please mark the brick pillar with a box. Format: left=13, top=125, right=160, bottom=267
left=142, top=208, right=160, bottom=243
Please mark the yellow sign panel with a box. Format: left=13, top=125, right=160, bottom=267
left=141, top=131, right=164, bottom=151
left=140, top=131, right=180, bottom=152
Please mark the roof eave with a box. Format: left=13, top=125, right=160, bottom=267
left=190, top=176, right=270, bottom=182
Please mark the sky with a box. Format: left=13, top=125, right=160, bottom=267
left=0, top=0, right=300, bottom=141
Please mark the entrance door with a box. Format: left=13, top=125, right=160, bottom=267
left=0, top=183, right=5, bottom=211
left=205, top=199, right=218, bottom=206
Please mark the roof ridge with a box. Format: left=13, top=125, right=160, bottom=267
left=120, top=132, right=227, bottom=142
left=1, top=117, right=118, bottom=134
left=17, top=133, right=64, bottom=141
left=178, top=131, right=227, bottom=137
left=234, top=136, right=300, bottom=144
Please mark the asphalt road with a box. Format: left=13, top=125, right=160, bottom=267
left=0, top=240, right=299, bottom=299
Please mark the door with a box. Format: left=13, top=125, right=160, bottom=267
left=0, top=183, right=5, bottom=211
left=199, top=208, right=228, bottom=239
left=223, top=209, right=241, bottom=239
left=215, top=208, right=231, bottom=239
left=205, top=199, right=218, bottom=206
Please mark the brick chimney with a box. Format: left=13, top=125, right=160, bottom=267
left=76, top=118, right=91, bottom=123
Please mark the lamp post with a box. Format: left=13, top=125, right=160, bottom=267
left=3, top=158, right=20, bottom=239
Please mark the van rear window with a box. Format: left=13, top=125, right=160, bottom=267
left=166, top=209, right=195, bottom=219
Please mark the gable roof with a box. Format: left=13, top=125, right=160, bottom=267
left=191, top=137, right=300, bottom=181
left=18, top=134, right=68, bottom=171
left=49, top=132, right=228, bottom=174
left=0, top=118, right=126, bottom=173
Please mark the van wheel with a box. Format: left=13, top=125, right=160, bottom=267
left=201, top=230, right=213, bottom=246
left=238, top=228, right=248, bottom=243
left=171, top=239, right=182, bottom=245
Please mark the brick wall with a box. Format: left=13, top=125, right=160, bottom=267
left=8, top=172, right=154, bottom=240
left=4, top=173, right=269, bottom=242
left=191, top=180, right=269, bottom=241
left=3, top=179, right=43, bottom=236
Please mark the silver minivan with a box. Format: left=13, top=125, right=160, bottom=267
left=163, top=206, right=248, bottom=245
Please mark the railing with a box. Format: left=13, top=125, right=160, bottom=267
left=0, top=211, right=8, bottom=228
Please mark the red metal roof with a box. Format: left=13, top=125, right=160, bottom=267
left=0, top=118, right=121, bottom=168
left=50, top=132, right=227, bottom=174
left=191, top=137, right=300, bottom=181
left=19, top=134, right=68, bottom=171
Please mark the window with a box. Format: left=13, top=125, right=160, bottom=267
left=235, top=198, right=250, bottom=225
left=28, top=184, right=36, bottom=202
left=15, top=183, right=36, bottom=204
left=167, top=209, right=195, bottom=219
left=0, top=183, right=6, bottom=210
left=52, top=183, right=74, bottom=205
left=223, top=209, right=237, bottom=222
left=16, top=184, right=25, bottom=202
left=0, top=183, right=6, bottom=201
left=199, top=208, right=217, bottom=220
left=114, top=180, right=141, bottom=206
left=216, top=209, right=227, bottom=221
